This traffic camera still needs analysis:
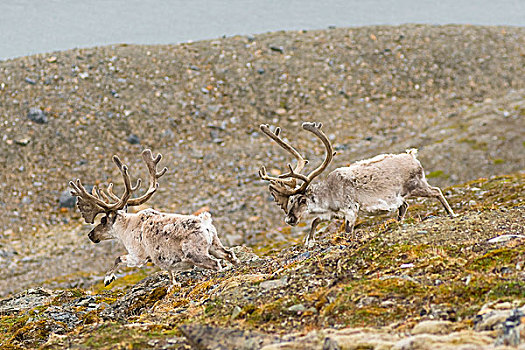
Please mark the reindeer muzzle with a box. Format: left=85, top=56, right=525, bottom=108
left=285, top=216, right=298, bottom=226
left=88, top=230, right=100, bottom=243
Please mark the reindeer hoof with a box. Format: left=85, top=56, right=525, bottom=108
left=304, top=238, right=315, bottom=249
left=104, top=274, right=116, bottom=286
left=167, top=282, right=181, bottom=293
left=231, top=255, right=241, bottom=265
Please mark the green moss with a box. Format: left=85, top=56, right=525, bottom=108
left=489, top=281, right=525, bottom=299
left=247, top=300, right=285, bottom=324
left=81, top=322, right=154, bottom=349
left=125, top=286, right=167, bottom=316
left=458, top=138, right=488, bottom=151
left=93, top=269, right=151, bottom=292
left=51, top=288, right=85, bottom=306
left=467, top=248, right=519, bottom=271
left=492, top=158, right=505, bottom=164
left=204, top=298, right=223, bottom=315
left=0, top=315, right=29, bottom=346
left=427, top=170, right=449, bottom=179
left=11, top=319, right=60, bottom=347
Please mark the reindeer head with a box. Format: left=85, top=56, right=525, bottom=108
left=69, top=149, right=167, bottom=243
left=258, top=122, right=335, bottom=226
left=88, top=213, right=117, bottom=243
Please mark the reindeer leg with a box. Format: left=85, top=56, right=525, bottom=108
left=104, top=255, right=149, bottom=286
left=344, top=211, right=358, bottom=241
left=167, top=261, right=195, bottom=291
left=104, top=256, right=123, bottom=286
left=304, top=217, right=321, bottom=248
left=397, top=201, right=409, bottom=221
left=413, top=182, right=456, bottom=217
left=168, top=271, right=180, bottom=291
left=182, top=242, right=222, bottom=272
left=209, top=235, right=240, bottom=265
left=430, top=186, right=456, bottom=217
left=184, top=252, right=222, bottom=271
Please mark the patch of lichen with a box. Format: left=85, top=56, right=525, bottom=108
left=451, top=174, right=523, bottom=210
left=319, top=278, right=430, bottom=327
left=92, top=268, right=154, bottom=293
left=246, top=299, right=286, bottom=324
left=0, top=314, right=30, bottom=346
left=252, top=224, right=306, bottom=256
left=10, top=319, right=65, bottom=348
left=74, top=322, right=156, bottom=349
left=466, top=248, right=522, bottom=272
left=50, top=288, right=85, bottom=305
left=127, top=286, right=168, bottom=318
left=81, top=309, right=102, bottom=325
left=458, top=137, right=489, bottom=151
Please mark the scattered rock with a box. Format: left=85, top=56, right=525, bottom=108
left=260, top=276, right=288, bottom=290
left=287, top=304, right=307, bottom=313
left=269, top=46, right=284, bottom=54
left=59, top=189, right=76, bottom=208
left=411, top=320, right=454, bottom=335
left=275, top=108, right=287, bottom=115
left=101, top=273, right=169, bottom=320
left=179, top=324, right=280, bottom=350
left=231, top=305, right=242, bottom=320
left=354, top=296, right=377, bottom=309
left=14, top=137, right=31, bottom=146
left=495, top=309, right=524, bottom=347
left=487, top=234, right=525, bottom=243
left=126, top=134, right=140, bottom=144
left=44, top=305, right=81, bottom=328
left=27, top=107, right=48, bottom=124
left=0, top=288, right=56, bottom=314
left=231, top=245, right=261, bottom=263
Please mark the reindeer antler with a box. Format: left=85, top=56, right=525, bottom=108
left=118, top=149, right=167, bottom=206
left=69, top=149, right=167, bottom=223
left=285, top=122, right=336, bottom=195
left=258, top=122, right=335, bottom=210
left=258, top=124, right=308, bottom=189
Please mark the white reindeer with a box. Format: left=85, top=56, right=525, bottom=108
left=69, top=149, right=238, bottom=287
left=258, top=122, right=455, bottom=246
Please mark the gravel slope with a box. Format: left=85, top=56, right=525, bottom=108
left=0, top=24, right=523, bottom=297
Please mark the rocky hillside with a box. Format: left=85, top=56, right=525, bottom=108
left=0, top=174, right=523, bottom=349
left=0, top=24, right=524, bottom=349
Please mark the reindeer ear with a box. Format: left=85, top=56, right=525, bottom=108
left=76, top=197, right=103, bottom=224
left=269, top=185, right=289, bottom=212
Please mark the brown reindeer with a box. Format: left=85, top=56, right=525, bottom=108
left=259, top=122, right=455, bottom=246
left=69, top=149, right=238, bottom=287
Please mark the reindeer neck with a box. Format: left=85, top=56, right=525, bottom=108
left=305, top=181, right=334, bottom=212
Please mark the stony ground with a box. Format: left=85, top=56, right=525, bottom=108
left=0, top=24, right=524, bottom=349
left=0, top=174, right=523, bottom=349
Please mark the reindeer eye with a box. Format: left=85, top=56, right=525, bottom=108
left=101, top=216, right=107, bottom=224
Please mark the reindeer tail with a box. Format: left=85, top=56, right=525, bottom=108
left=406, top=148, right=418, bottom=158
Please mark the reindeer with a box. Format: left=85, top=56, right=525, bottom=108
left=258, top=122, right=455, bottom=246
left=69, top=149, right=239, bottom=287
